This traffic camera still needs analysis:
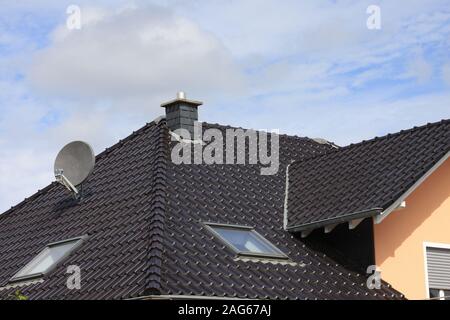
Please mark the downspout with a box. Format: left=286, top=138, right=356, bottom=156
left=283, top=161, right=294, bottom=231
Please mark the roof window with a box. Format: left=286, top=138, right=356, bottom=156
left=11, top=236, right=86, bottom=282
left=205, top=223, right=287, bottom=259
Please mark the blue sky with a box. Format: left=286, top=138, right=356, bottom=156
left=0, top=0, right=449, bottom=212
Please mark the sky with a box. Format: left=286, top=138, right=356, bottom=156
left=0, top=0, right=449, bottom=213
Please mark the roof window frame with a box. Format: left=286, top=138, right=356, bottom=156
left=10, top=235, right=88, bottom=283
left=204, top=222, right=288, bottom=260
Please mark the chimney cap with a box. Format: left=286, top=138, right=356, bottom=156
left=161, top=92, right=203, bottom=108
left=177, top=91, right=186, bottom=99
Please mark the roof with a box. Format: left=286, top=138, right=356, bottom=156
left=0, top=122, right=167, bottom=299
left=0, top=120, right=404, bottom=300
left=286, top=119, right=450, bottom=232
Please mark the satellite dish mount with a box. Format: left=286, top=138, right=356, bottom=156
left=54, top=141, right=95, bottom=199
left=55, top=169, right=81, bottom=198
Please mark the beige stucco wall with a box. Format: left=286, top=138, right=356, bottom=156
left=373, top=158, right=450, bottom=300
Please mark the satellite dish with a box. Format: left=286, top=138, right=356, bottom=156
left=54, top=141, right=95, bottom=198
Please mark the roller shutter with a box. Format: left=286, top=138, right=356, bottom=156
left=426, top=247, right=450, bottom=290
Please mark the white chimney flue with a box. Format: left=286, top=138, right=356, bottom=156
left=177, top=91, right=186, bottom=100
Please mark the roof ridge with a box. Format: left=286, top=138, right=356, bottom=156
left=341, top=118, right=449, bottom=151
left=292, top=119, right=450, bottom=166
left=95, top=121, right=158, bottom=161
left=144, top=122, right=169, bottom=295
left=202, top=121, right=317, bottom=142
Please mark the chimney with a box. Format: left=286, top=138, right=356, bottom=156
left=161, top=92, right=203, bottom=138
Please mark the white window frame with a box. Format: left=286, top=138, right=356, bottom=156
left=10, top=236, right=87, bottom=283
left=204, top=222, right=288, bottom=259
left=423, top=241, right=450, bottom=300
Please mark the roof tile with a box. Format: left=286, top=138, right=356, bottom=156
left=287, top=119, right=450, bottom=230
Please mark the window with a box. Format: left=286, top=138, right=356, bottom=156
left=205, top=223, right=287, bottom=259
left=11, top=237, right=86, bottom=282
left=425, top=244, right=450, bottom=300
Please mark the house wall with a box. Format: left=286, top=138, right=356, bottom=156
left=373, top=158, right=450, bottom=300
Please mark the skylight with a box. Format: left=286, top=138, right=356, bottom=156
left=206, top=223, right=287, bottom=259
left=11, top=237, right=86, bottom=282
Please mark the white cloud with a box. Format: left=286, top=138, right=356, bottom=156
left=175, top=0, right=448, bottom=61
left=0, top=3, right=247, bottom=212
left=1, top=0, right=449, bottom=213
left=29, top=5, right=244, bottom=100
left=406, top=54, right=433, bottom=83
left=220, top=91, right=450, bottom=146
left=0, top=81, right=54, bottom=212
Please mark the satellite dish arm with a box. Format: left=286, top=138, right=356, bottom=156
left=55, top=169, right=79, bottom=197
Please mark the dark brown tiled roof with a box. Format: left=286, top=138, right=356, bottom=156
left=159, top=123, right=402, bottom=299
left=0, top=120, right=404, bottom=300
left=286, top=119, right=450, bottom=231
left=0, top=121, right=168, bottom=299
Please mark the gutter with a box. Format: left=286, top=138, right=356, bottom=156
left=283, top=161, right=294, bottom=231
left=128, top=295, right=249, bottom=301
left=286, top=208, right=382, bottom=233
